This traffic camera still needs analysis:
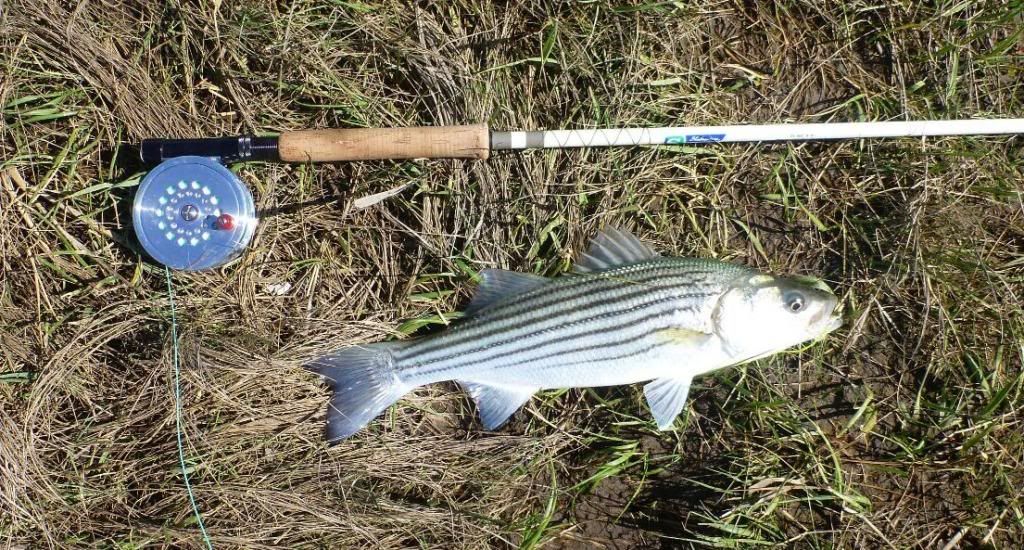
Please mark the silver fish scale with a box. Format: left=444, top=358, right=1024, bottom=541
left=397, top=258, right=753, bottom=387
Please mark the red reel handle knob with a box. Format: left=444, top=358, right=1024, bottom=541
left=216, top=213, right=235, bottom=230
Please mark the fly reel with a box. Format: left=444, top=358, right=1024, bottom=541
left=132, top=156, right=257, bottom=270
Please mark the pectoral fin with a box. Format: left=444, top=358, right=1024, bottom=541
left=643, top=377, right=692, bottom=430
left=656, top=327, right=712, bottom=346
left=460, top=381, right=537, bottom=430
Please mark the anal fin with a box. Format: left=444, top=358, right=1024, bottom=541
left=643, top=377, right=692, bottom=430
left=460, top=381, right=537, bottom=430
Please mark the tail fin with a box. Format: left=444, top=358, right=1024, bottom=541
left=305, top=343, right=409, bottom=443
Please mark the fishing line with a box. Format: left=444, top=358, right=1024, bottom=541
left=166, top=266, right=214, bottom=550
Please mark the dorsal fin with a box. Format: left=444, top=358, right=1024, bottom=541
left=574, top=226, right=660, bottom=273
left=465, top=269, right=548, bottom=315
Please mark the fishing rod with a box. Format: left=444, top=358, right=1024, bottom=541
left=132, top=118, right=1024, bottom=271
left=139, top=118, right=1024, bottom=164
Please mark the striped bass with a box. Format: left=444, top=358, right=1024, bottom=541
left=307, top=227, right=842, bottom=443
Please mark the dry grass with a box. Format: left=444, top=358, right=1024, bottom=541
left=2, top=0, right=1024, bottom=548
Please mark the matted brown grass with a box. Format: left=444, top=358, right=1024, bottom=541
left=2, top=1, right=1024, bottom=548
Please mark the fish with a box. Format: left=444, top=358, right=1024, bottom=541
left=306, top=226, right=842, bottom=443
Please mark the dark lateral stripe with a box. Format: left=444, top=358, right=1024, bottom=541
left=410, top=288, right=704, bottom=372
left=527, top=334, right=671, bottom=371
left=478, top=266, right=716, bottom=327
left=409, top=279, right=680, bottom=360
left=399, top=267, right=720, bottom=362
left=395, top=266, right=688, bottom=361
left=403, top=281, right=702, bottom=370
left=405, top=283, right=718, bottom=373
left=409, top=284, right=716, bottom=378
left=413, top=300, right=681, bottom=377
left=398, top=261, right=722, bottom=358
left=499, top=333, right=671, bottom=374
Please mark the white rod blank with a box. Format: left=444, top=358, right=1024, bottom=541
left=492, top=119, right=1024, bottom=150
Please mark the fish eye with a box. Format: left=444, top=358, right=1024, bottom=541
left=784, top=292, right=805, bottom=313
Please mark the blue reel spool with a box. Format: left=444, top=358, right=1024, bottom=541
left=133, top=156, right=257, bottom=270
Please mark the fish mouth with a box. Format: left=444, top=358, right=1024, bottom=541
left=810, top=296, right=843, bottom=334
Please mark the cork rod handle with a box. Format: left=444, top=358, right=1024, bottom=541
left=277, top=124, right=490, bottom=162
